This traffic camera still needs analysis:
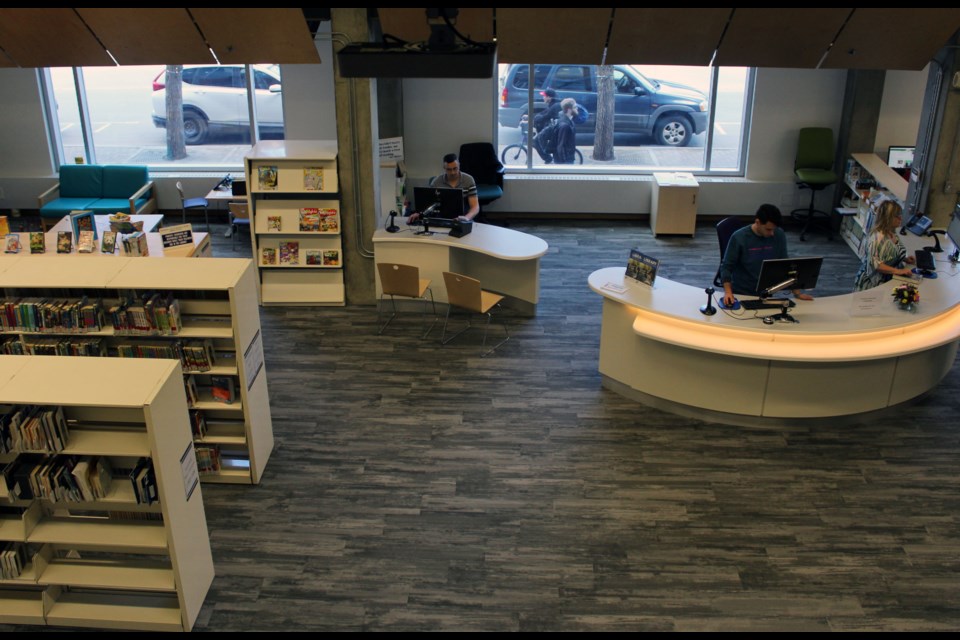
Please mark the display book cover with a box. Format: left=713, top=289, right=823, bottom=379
left=69, top=209, right=97, bottom=240
left=624, top=247, right=659, bottom=287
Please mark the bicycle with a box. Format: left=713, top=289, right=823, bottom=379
left=501, top=116, right=583, bottom=166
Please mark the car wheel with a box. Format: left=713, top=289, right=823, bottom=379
left=655, top=115, right=692, bottom=147
left=183, top=110, right=209, bottom=145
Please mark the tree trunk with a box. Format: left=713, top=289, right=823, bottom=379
left=592, top=64, right=615, bottom=161
left=165, top=65, right=187, bottom=160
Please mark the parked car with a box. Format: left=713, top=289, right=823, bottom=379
left=151, top=64, right=284, bottom=145
left=498, top=64, right=709, bottom=147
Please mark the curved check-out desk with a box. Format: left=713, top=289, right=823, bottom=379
left=589, top=241, right=960, bottom=423
left=373, top=223, right=549, bottom=315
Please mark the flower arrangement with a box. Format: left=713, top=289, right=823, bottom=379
left=892, top=282, right=920, bottom=310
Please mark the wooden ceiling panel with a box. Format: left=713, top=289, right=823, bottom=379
left=714, top=8, right=851, bottom=68
left=497, top=9, right=611, bottom=64
left=377, top=8, right=494, bottom=44
left=78, top=8, right=215, bottom=65
left=190, top=8, right=320, bottom=64
left=822, top=9, right=960, bottom=70
left=0, top=48, right=15, bottom=68
left=606, top=8, right=731, bottom=66
left=0, top=8, right=114, bottom=68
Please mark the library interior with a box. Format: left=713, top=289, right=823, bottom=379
left=3, top=7, right=960, bottom=633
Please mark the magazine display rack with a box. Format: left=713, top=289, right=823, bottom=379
left=245, top=140, right=344, bottom=305
left=0, top=256, right=273, bottom=485
left=0, top=356, right=213, bottom=631
left=838, top=153, right=909, bottom=256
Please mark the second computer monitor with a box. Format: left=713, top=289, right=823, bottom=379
left=756, top=256, right=823, bottom=297
left=414, top=186, right=464, bottom=219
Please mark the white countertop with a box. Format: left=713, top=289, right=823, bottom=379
left=373, top=221, right=548, bottom=261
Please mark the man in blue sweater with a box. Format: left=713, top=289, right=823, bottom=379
left=720, top=204, right=815, bottom=306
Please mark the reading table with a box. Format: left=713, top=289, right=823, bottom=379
left=373, top=222, right=548, bottom=316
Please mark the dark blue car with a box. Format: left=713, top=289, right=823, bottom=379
left=498, top=64, right=709, bottom=147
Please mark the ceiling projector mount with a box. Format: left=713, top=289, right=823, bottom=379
left=338, top=8, right=497, bottom=79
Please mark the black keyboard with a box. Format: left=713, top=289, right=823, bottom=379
left=739, top=298, right=796, bottom=311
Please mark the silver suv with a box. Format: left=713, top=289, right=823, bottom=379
left=151, top=64, right=284, bottom=145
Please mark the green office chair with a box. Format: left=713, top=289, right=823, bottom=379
left=791, top=127, right=838, bottom=241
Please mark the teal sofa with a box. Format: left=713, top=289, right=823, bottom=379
left=38, top=164, right=157, bottom=228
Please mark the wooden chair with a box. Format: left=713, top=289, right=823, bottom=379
left=440, top=271, right=509, bottom=357
left=227, top=202, right=251, bottom=250
left=376, top=263, right=437, bottom=338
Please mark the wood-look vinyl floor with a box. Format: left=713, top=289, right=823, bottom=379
left=6, top=216, right=960, bottom=632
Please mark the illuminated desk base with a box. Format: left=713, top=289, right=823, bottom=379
left=597, top=296, right=958, bottom=424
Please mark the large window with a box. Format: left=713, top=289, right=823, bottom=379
left=496, top=63, right=752, bottom=174
left=46, top=63, right=285, bottom=169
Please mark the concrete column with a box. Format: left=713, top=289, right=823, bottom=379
left=834, top=70, right=885, bottom=210
left=916, top=41, right=960, bottom=226
left=331, top=8, right=378, bottom=305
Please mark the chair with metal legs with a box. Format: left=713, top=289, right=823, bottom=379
left=376, top=263, right=437, bottom=338
left=176, top=180, right=210, bottom=232
left=440, top=271, right=510, bottom=357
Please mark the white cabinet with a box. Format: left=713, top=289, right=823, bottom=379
left=0, top=356, right=214, bottom=631
left=245, top=140, right=345, bottom=306
left=650, top=172, right=699, bottom=237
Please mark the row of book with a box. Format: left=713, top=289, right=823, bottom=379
left=0, top=297, right=106, bottom=333
left=0, top=405, right=69, bottom=454
left=1, top=334, right=218, bottom=371
left=265, top=208, right=339, bottom=233
left=196, top=445, right=221, bottom=474
left=21, top=336, right=107, bottom=358
left=2, top=453, right=157, bottom=505
left=108, top=293, right=181, bottom=335
left=0, top=541, right=28, bottom=580
left=184, top=375, right=236, bottom=405
left=261, top=244, right=340, bottom=266
left=258, top=165, right=325, bottom=191
left=115, top=339, right=217, bottom=372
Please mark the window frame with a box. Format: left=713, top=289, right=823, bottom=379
left=497, top=63, right=755, bottom=177
left=41, top=63, right=277, bottom=172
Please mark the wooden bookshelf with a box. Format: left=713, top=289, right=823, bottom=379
left=245, top=140, right=345, bottom=306
left=0, top=356, right=214, bottom=631
left=0, top=256, right=273, bottom=485
left=838, top=153, right=910, bottom=256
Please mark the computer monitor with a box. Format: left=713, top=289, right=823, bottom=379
left=754, top=256, right=823, bottom=324
left=756, top=256, right=823, bottom=298
left=231, top=180, right=247, bottom=196
left=887, top=146, right=914, bottom=179
left=413, top=186, right=464, bottom=219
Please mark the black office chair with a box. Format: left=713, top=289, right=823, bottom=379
left=713, top=216, right=747, bottom=287
left=458, top=142, right=505, bottom=216
left=790, top=127, right=838, bottom=241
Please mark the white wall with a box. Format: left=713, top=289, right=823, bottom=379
left=282, top=23, right=338, bottom=142
left=0, top=68, right=57, bottom=209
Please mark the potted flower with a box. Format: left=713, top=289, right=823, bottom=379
left=892, top=282, right=920, bottom=311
